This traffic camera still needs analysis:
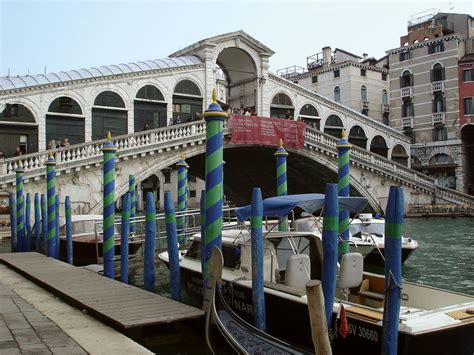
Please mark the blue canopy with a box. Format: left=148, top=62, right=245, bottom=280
left=235, top=193, right=368, bottom=221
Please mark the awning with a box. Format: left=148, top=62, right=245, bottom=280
left=235, top=193, right=368, bottom=221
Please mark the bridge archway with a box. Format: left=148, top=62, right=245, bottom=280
left=324, top=114, right=344, bottom=138
left=92, top=91, right=127, bottom=140
left=271, top=93, right=294, bottom=119
left=370, top=135, right=388, bottom=158
left=298, top=104, right=319, bottom=129
left=172, top=79, right=203, bottom=124
left=134, top=85, right=167, bottom=131
left=428, top=153, right=456, bottom=189
left=348, top=125, right=367, bottom=149
left=391, top=144, right=409, bottom=166
left=46, top=96, right=85, bottom=146
left=0, top=103, right=38, bottom=157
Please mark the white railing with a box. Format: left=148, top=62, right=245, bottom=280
left=402, top=117, right=413, bottom=128
left=432, top=112, right=445, bottom=125
left=432, top=81, right=444, bottom=92
left=1, top=119, right=472, bottom=206
left=361, top=100, right=369, bottom=110
left=401, top=87, right=413, bottom=98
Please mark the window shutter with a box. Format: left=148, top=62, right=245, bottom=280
left=428, top=45, right=433, bottom=54
left=410, top=74, right=414, bottom=86
left=432, top=99, right=436, bottom=113
left=441, top=67, right=445, bottom=81
left=399, top=76, right=403, bottom=88
left=443, top=97, right=446, bottom=112
left=430, top=70, right=434, bottom=82
left=440, top=42, right=444, bottom=52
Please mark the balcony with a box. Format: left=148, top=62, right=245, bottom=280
left=402, top=116, right=413, bottom=129
left=432, top=112, right=445, bottom=125
left=432, top=81, right=444, bottom=93
left=401, top=87, right=413, bottom=98
left=361, top=100, right=369, bottom=110
left=381, top=104, right=390, bottom=113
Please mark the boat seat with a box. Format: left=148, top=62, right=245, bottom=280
left=285, top=254, right=311, bottom=290
left=336, top=253, right=363, bottom=289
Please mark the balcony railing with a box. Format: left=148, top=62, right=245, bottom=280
left=361, top=100, right=369, bottom=110
left=432, top=112, right=445, bottom=125
left=401, top=87, right=413, bottom=98
left=382, top=104, right=390, bottom=113
left=432, top=81, right=444, bottom=92
left=402, top=116, right=413, bottom=128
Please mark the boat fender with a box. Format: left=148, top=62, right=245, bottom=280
left=401, top=293, right=409, bottom=301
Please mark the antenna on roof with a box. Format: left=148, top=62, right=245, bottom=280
left=7, top=68, right=10, bottom=77
left=44, top=66, right=47, bottom=75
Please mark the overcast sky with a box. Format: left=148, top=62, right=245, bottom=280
left=1, top=0, right=472, bottom=77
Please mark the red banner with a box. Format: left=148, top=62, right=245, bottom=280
left=230, top=115, right=305, bottom=149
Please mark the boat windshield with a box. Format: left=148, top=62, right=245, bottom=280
left=349, top=221, right=384, bottom=236
left=186, top=240, right=240, bottom=270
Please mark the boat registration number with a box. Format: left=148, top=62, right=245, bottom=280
left=349, top=324, right=379, bottom=342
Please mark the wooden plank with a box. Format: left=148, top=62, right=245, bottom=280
left=0, top=252, right=203, bottom=330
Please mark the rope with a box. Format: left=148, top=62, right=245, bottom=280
left=387, top=269, right=403, bottom=290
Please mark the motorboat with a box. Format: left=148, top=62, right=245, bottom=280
left=293, top=213, right=419, bottom=266
left=58, top=215, right=144, bottom=266
left=159, top=194, right=474, bottom=354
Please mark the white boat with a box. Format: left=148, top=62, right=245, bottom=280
left=159, top=194, right=474, bottom=354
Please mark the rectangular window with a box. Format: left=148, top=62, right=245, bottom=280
left=399, top=51, right=410, bottom=62
left=382, top=73, right=387, bottom=81
left=311, top=76, right=318, bottom=83
left=462, top=69, right=474, bottom=82
left=465, top=97, right=474, bottom=115
left=164, top=170, right=171, bottom=183
left=189, top=190, right=196, bottom=198
left=360, top=69, right=366, bottom=77
left=334, top=70, right=340, bottom=78
left=429, top=42, right=444, bottom=54
left=293, top=80, right=298, bottom=84
left=433, top=125, right=447, bottom=141
left=189, top=174, right=197, bottom=183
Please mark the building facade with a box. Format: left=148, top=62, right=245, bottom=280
left=387, top=11, right=474, bottom=193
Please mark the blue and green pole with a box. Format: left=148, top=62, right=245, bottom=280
left=34, top=193, right=40, bottom=253
left=321, top=183, right=339, bottom=332
left=45, top=152, right=57, bottom=258
left=176, top=154, right=189, bottom=245
left=102, top=132, right=117, bottom=279
left=129, top=175, right=136, bottom=234
left=16, top=167, right=25, bottom=252
left=164, top=191, right=181, bottom=301
left=382, top=186, right=404, bottom=355
left=251, top=187, right=266, bottom=331
left=41, top=194, right=47, bottom=254
left=144, top=192, right=156, bottom=292
left=25, top=193, right=32, bottom=252
left=337, top=129, right=352, bottom=258
left=65, top=196, right=73, bottom=265
left=275, top=139, right=289, bottom=231
left=120, top=193, right=130, bottom=283
left=201, top=89, right=227, bottom=284
left=55, top=195, right=60, bottom=259
left=9, top=193, right=16, bottom=252
left=200, top=190, right=206, bottom=275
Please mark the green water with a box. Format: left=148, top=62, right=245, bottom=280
left=402, top=218, right=474, bottom=296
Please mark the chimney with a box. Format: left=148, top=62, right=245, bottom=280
left=322, top=46, right=332, bottom=66
left=363, top=53, right=368, bottom=61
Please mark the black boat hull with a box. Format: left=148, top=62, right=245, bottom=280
left=364, top=247, right=415, bottom=268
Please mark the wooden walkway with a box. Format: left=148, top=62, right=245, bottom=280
left=0, top=252, right=203, bottom=331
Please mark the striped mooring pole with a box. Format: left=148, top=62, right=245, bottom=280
left=251, top=187, right=266, bottom=331
left=321, top=183, right=339, bottom=332
left=34, top=193, right=41, bottom=253
left=102, top=132, right=117, bottom=279
left=144, top=192, right=156, bottom=293
left=45, top=152, right=57, bottom=258
left=25, top=193, right=32, bottom=252
left=16, top=167, right=25, bottom=252
left=9, top=193, right=16, bottom=252
left=129, top=175, right=136, bottom=234
left=55, top=195, right=60, bottom=259
left=200, top=190, right=206, bottom=275
left=41, top=194, right=47, bottom=254
left=201, top=89, right=227, bottom=284
left=164, top=191, right=181, bottom=301
left=120, top=193, right=130, bottom=283
left=275, top=139, right=289, bottom=232
left=176, top=154, right=189, bottom=245
left=382, top=186, right=404, bottom=355
left=337, top=129, right=352, bottom=258
left=65, top=196, right=73, bottom=265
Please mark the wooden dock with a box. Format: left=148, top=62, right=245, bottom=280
left=0, top=252, right=204, bottom=331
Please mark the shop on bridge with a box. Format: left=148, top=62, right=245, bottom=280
left=348, top=125, right=368, bottom=149
left=134, top=85, right=167, bottom=132
left=270, top=93, right=294, bottom=119
left=92, top=91, right=128, bottom=140
left=172, top=80, right=203, bottom=124
left=0, top=104, right=38, bottom=157
left=323, top=114, right=343, bottom=138
left=46, top=96, right=85, bottom=146
left=298, top=104, right=320, bottom=130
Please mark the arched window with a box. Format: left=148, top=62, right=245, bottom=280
left=431, top=63, right=444, bottom=82
left=0, top=104, right=38, bottom=156
left=348, top=125, right=367, bottom=149
left=370, top=135, right=388, bottom=158
left=334, top=86, right=340, bottom=102
left=92, top=91, right=127, bottom=140
left=324, top=114, right=344, bottom=138
left=135, top=85, right=167, bottom=131
left=46, top=97, right=85, bottom=146
left=270, top=93, right=294, bottom=119
left=402, top=99, right=413, bottom=117
left=299, top=104, right=319, bottom=130
left=400, top=70, right=413, bottom=88
left=382, top=90, right=388, bottom=105
left=361, top=85, right=367, bottom=101
left=391, top=144, right=408, bottom=166
left=172, top=80, right=203, bottom=124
